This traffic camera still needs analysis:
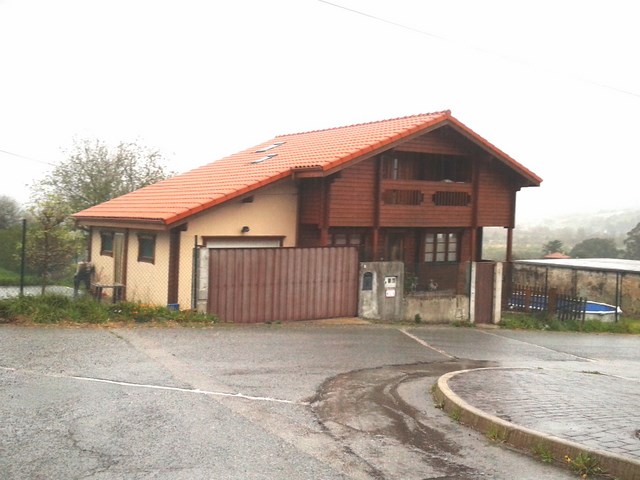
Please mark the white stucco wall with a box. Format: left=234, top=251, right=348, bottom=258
left=87, top=180, right=298, bottom=308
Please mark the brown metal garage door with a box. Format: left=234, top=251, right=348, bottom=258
left=207, top=247, right=359, bottom=323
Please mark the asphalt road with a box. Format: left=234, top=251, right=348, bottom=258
left=1, top=322, right=637, bottom=479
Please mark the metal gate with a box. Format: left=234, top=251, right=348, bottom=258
left=207, top=247, right=359, bottom=323
left=474, top=262, right=495, bottom=323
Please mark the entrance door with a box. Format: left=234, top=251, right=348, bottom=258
left=113, top=232, right=125, bottom=284
left=474, top=262, right=495, bottom=323
left=386, top=233, right=405, bottom=261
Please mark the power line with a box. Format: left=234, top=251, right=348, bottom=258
left=317, top=0, right=640, bottom=100
left=0, top=148, right=56, bottom=166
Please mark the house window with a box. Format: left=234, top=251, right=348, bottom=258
left=100, top=231, right=114, bottom=256
left=330, top=230, right=366, bottom=260
left=137, top=234, right=156, bottom=264
left=424, top=232, right=459, bottom=262
left=423, top=154, right=471, bottom=182
left=382, top=152, right=471, bottom=182
left=331, top=232, right=363, bottom=247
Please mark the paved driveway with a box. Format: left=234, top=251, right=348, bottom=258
left=1, top=323, right=637, bottom=479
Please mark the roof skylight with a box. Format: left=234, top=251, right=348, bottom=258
left=255, top=141, right=285, bottom=153
left=251, top=153, right=277, bottom=164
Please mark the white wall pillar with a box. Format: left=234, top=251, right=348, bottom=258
left=493, top=262, right=503, bottom=324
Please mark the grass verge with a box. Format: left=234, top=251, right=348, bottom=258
left=0, top=267, right=43, bottom=287
left=0, top=294, right=218, bottom=326
left=500, top=312, right=640, bottom=334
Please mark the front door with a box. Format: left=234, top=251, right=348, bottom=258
left=113, top=232, right=125, bottom=285
left=386, top=233, right=405, bottom=261
left=474, top=262, right=495, bottom=323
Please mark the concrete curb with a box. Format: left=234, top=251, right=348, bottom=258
left=434, top=367, right=640, bottom=480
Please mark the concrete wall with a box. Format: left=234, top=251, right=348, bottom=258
left=359, top=261, right=482, bottom=323
left=403, top=293, right=469, bottom=323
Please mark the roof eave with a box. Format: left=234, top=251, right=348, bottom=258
left=445, top=117, right=542, bottom=187
left=73, top=216, right=168, bottom=231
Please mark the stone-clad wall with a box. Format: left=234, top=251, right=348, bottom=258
left=511, top=263, right=640, bottom=316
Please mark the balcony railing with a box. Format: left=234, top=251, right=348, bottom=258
left=381, top=180, right=472, bottom=207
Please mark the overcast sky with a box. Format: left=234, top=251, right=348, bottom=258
left=1, top=0, right=638, bottom=223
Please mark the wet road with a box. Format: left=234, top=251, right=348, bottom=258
left=1, top=323, right=637, bottom=479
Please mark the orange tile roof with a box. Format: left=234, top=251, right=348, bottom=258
left=73, top=111, right=542, bottom=226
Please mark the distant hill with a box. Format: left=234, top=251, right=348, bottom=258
left=483, top=208, right=640, bottom=260
left=517, top=208, right=640, bottom=238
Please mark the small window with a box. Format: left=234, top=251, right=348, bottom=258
left=333, top=233, right=347, bottom=246
left=362, top=272, right=373, bottom=291
left=330, top=231, right=363, bottom=247
left=348, top=233, right=362, bottom=246
left=100, top=231, right=114, bottom=256
left=138, top=234, right=156, bottom=264
left=255, top=141, right=285, bottom=153
left=424, top=232, right=459, bottom=263
left=251, top=153, right=277, bottom=164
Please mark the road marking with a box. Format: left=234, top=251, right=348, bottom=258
left=475, top=329, right=597, bottom=362
left=399, top=329, right=456, bottom=359
left=71, top=375, right=309, bottom=404
left=0, top=366, right=306, bottom=405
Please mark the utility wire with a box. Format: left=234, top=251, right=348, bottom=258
left=318, top=0, right=640, bottom=100
left=0, top=148, right=55, bottom=166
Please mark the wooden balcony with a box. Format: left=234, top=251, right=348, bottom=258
left=379, top=180, right=473, bottom=227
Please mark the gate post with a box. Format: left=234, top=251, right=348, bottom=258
left=469, top=262, right=476, bottom=324
left=493, top=262, right=503, bottom=324
left=358, top=261, right=404, bottom=321
left=196, top=247, right=209, bottom=313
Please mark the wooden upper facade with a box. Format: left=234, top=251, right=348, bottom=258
left=295, top=123, right=536, bottom=265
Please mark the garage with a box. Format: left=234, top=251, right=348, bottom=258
left=204, top=246, right=359, bottom=323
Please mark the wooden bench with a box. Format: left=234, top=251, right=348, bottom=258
left=92, top=283, right=125, bottom=303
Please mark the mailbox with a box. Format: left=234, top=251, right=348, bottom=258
left=358, top=262, right=403, bottom=321
left=384, top=276, right=397, bottom=298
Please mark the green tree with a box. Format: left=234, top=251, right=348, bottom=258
left=24, top=139, right=173, bottom=285
left=0, top=225, right=23, bottom=274
left=23, top=195, right=84, bottom=293
left=32, top=138, right=173, bottom=213
left=569, top=238, right=621, bottom=259
left=0, top=195, right=23, bottom=229
left=624, top=223, right=640, bottom=260
left=542, top=239, right=564, bottom=255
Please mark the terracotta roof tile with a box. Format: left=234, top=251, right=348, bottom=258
left=73, top=111, right=541, bottom=226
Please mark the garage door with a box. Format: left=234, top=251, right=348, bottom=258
left=207, top=247, right=359, bottom=323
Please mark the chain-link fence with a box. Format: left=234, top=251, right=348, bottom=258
left=0, top=219, right=80, bottom=300
left=504, top=261, right=640, bottom=320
